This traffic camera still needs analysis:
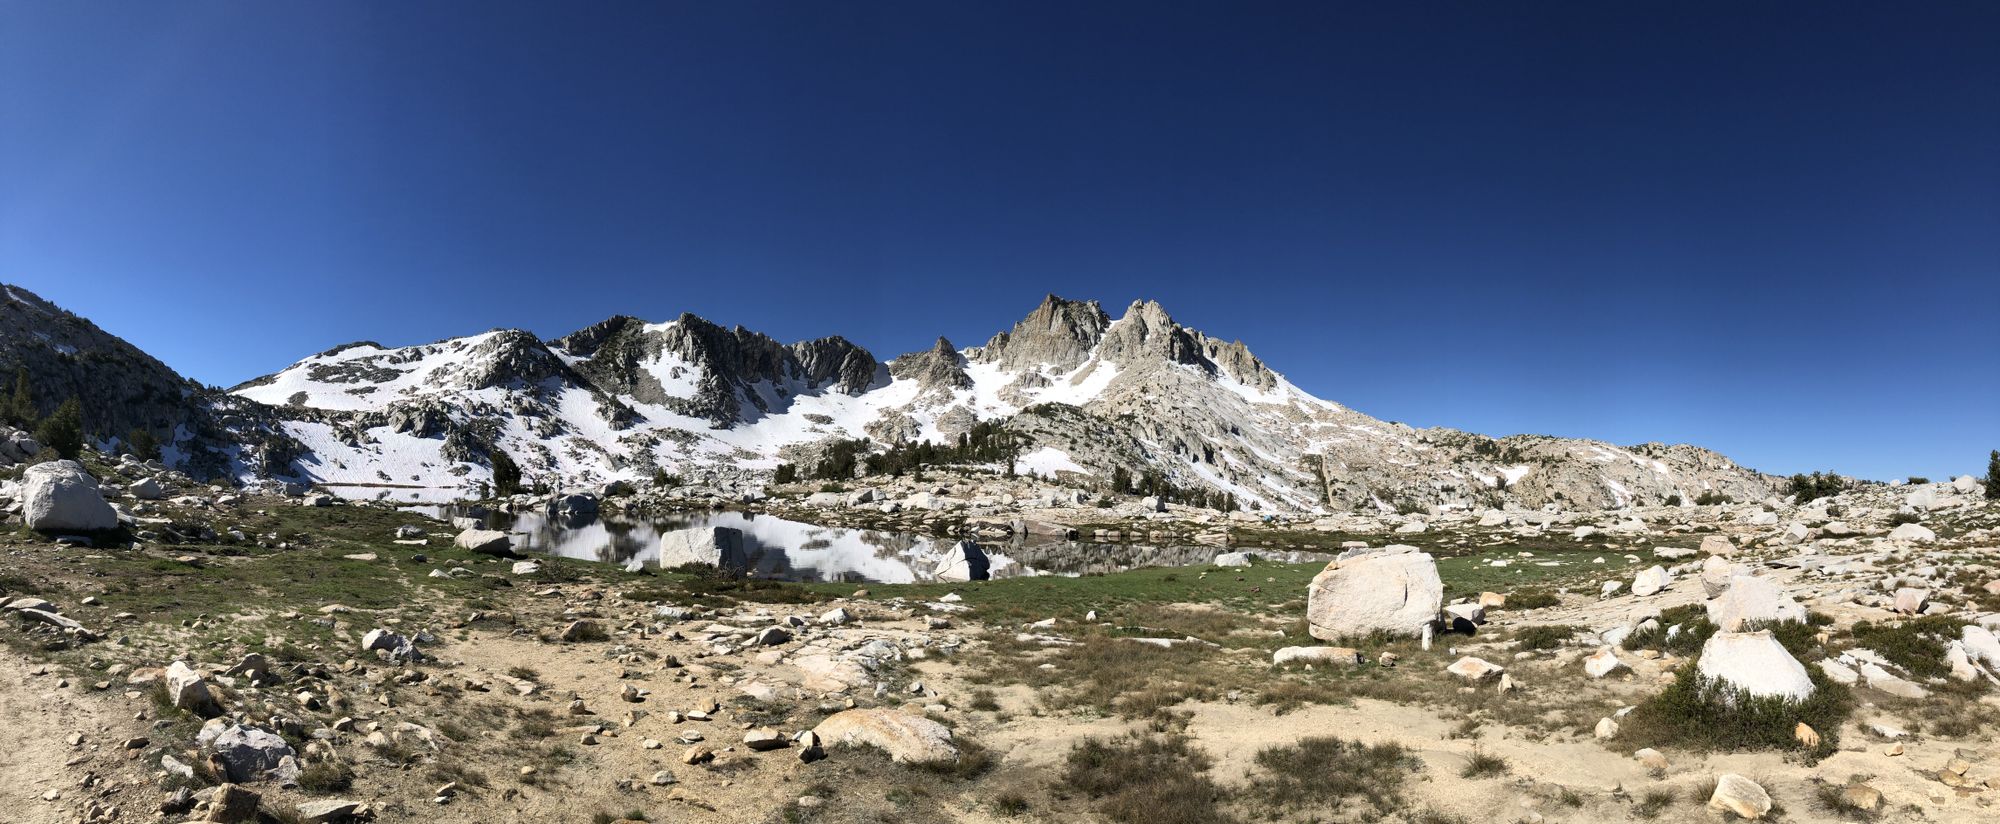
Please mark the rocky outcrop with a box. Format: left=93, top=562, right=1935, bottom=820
left=1696, top=630, right=1815, bottom=701
left=812, top=708, right=957, bottom=764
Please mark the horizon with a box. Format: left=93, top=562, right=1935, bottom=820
left=6, top=2, right=1997, bottom=482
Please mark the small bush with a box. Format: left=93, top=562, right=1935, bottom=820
left=297, top=759, right=354, bottom=793
left=1459, top=747, right=1509, bottom=778
left=1849, top=616, right=1969, bottom=681
left=1619, top=664, right=1851, bottom=758
left=1504, top=590, right=1561, bottom=610
left=1633, top=788, right=1676, bottom=818
left=1063, top=733, right=1233, bottom=824
left=1513, top=624, right=1581, bottom=651
left=1246, top=736, right=1420, bottom=815
left=967, top=688, right=1001, bottom=712
left=1888, top=512, right=1921, bottom=526
left=992, top=790, right=1030, bottom=816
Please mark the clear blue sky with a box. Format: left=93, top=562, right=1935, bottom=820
left=3, top=2, right=1995, bottom=481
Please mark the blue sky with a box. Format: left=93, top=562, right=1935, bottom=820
left=3, top=2, right=1995, bottom=481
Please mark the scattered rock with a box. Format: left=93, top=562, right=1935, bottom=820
left=812, top=708, right=957, bottom=764
left=1707, top=774, right=1772, bottom=819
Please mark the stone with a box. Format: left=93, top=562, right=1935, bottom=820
left=1631, top=565, right=1670, bottom=597
left=1707, top=774, right=1772, bottom=819
left=1857, top=662, right=1928, bottom=699
left=1633, top=748, right=1668, bottom=772
left=1699, top=535, right=1735, bottom=556
left=1961, top=625, right=2000, bottom=674
left=1212, top=551, right=1253, bottom=567
left=1479, top=591, right=1506, bottom=609
left=296, top=799, right=362, bottom=823
left=681, top=745, right=714, bottom=765
left=129, top=477, right=165, bottom=500
left=1594, top=717, right=1619, bottom=739
left=812, top=708, right=957, bottom=764
left=21, top=460, right=117, bottom=531
left=1445, top=657, right=1505, bottom=682
left=1583, top=647, right=1628, bottom=679
left=1794, top=722, right=1820, bottom=748
left=743, top=727, right=787, bottom=751
left=1272, top=646, right=1361, bottom=666
left=1698, top=556, right=1740, bottom=598
left=202, top=723, right=299, bottom=783
left=453, top=529, right=512, bottom=555
left=1706, top=575, right=1807, bottom=631
left=932, top=540, right=991, bottom=581
left=1305, top=546, right=1442, bottom=640
left=658, top=526, right=748, bottom=571
left=1817, top=658, right=1859, bottom=685
left=1891, top=587, right=1929, bottom=615
left=560, top=620, right=603, bottom=642
left=1840, top=784, right=1882, bottom=812
left=207, top=783, right=261, bottom=822
left=167, top=661, right=223, bottom=718
left=1888, top=522, right=1936, bottom=543
left=818, top=607, right=852, bottom=625
left=1696, top=631, right=1814, bottom=701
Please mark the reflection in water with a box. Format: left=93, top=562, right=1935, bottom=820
left=413, top=504, right=1332, bottom=584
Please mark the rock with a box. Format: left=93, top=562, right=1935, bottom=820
left=1840, top=784, right=1883, bottom=812
left=1793, top=722, right=1820, bottom=748
left=1272, top=646, right=1361, bottom=666
left=511, top=561, right=542, bottom=575
left=129, top=477, right=165, bottom=500
left=395, top=525, right=426, bottom=539
left=1479, top=592, right=1506, bottom=609
left=818, top=607, right=852, bottom=625
left=1891, top=587, right=1929, bottom=614
left=1445, top=657, right=1505, bottom=682
left=1705, top=575, right=1806, bottom=631
left=1631, top=566, right=1670, bottom=597
left=560, top=620, right=603, bottom=642
left=812, top=708, right=958, bottom=764
left=1583, top=647, right=1628, bottom=678
left=1140, top=495, right=1165, bottom=512
left=1707, top=774, right=1772, bottom=819
left=296, top=799, right=362, bottom=823
left=753, top=626, right=791, bottom=646
left=1306, top=546, right=1442, bottom=641
left=207, top=783, right=262, bottom=822
left=1696, top=630, right=1814, bottom=701
left=650, top=770, right=677, bottom=786
left=453, top=529, right=512, bottom=555
left=795, top=730, right=825, bottom=762
left=167, top=661, right=223, bottom=718
left=743, top=727, right=787, bottom=751
left=1888, top=522, right=1936, bottom=543
left=202, top=723, right=299, bottom=783
left=658, top=526, right=748, bottom=571
left=1698, top=556, right=1740, bottom=598
left=681, top=745, right=714, bottom=765
left=1213, top=551, right=1253, bottom=568
left=932, top=540, right=991, bottom=581
left=1442, top=603, right=1484, bottom=632
left=21, top=460, right=117, bottom=531
left=1699, top=535, right=1735, bottom=556
left=1594, top=717, right=1619, bottom=739
left=1633, top=748, right=1668, bottom=772
left=1856, top=662, right=1928, bottom=699
left=1961, top=625, right=2000, bottom=674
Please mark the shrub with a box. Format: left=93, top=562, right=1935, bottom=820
left=1504, top=590, right=1561, bottom=610
left=1246, top=737, right=1420, bottom=815
left=1888, top=512, right=1921, bottom=526
left=1848, top=616, right=1969, bottom=681
left=297, top=759, right=355, bottom=793
left=1694, top=491, right=1732, bottom=506
left=1459, top=747, right=1508, bottom=778
left=1619, top=664, right=1850, bottom=758
left=34, top=397, right=84, bottom=460
left=1906, top=476, right=1930, bottom=486
left=1514, top=624, right=1582, bottom=651
left=1063, top=733, right=1232, bottom=824
left=1787, top=471, right=1847, bottom=502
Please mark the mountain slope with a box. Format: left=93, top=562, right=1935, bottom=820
left=230, top=293, right=1778, bottom=511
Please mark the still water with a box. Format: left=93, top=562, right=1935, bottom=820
left=413, top=503, right=1329, bottom=584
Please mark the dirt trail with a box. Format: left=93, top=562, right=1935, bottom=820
left=0, top=652, right=128, bottom=824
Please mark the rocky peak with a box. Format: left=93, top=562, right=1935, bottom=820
left=889, top=336, right=972, bottom=395
left=974, top=294, right=1111, bottom=373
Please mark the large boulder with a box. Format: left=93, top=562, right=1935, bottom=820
left=453, top=528, right=513, bottom=555
left=1887, top=523, right=1936, bottom=543
left=812, top=708, right=957, bottom=764
left=21, top=460, right=117, bottom=531
left=931, top=540, right=991, bottom=581
left=1306, top=546, right=1442, bottom=641
left=1696, top=630, right=1815, bottom=701
left=1705, top=575, right=1806, bottom=631
left=657, top=526, right=748, bottom=571
left=128, top=476, right=165, bottom=500
left=1631, top=566, right=1671, bottom=597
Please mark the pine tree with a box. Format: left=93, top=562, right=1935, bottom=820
left=1986, top=450, right=2000, bottom=501
left=489, top=448, right=522, bottom=497
left=35, top=397, right=84, bottom=460
left=5, top=366, right=32, bottom=427
left=126, top=428, right=161, bottom=461
left=1110, top=466, right=1131, bottom=495
left=773, top=463, right=797, bottom=485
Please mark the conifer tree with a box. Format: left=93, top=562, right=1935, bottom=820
left=36, top=397, right=84, bottom=460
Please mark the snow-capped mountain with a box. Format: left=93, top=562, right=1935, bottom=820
left=229, top=294, right=1778, bottom=512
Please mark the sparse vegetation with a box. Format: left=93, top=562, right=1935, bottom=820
left=1246, top=736, right=1421, bottom=816
left=1063, top=732, right=1232, bottom=824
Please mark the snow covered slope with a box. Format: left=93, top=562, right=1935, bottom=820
left=230, top=295, right=1777, bottom=511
